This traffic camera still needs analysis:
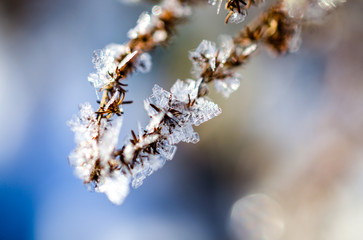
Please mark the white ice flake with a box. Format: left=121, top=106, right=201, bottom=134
left=68, top=103, right=99, bottom=181
left=170, top=79, right=201, bottom=102
left=189, top=38, right=241, bottom=97
left=214, top=75, right=241, bottom=98
left=157, top=140, right=177, bottom=160
left=147, top=80, right=221, bottom=142
left=88, top=44, right=135, bottom=89
left=96, top=171, right=130, bottom=205
left=165, top=123, right=200, bottom=144
left=190, top=97, right=222, bottom=126
left=148, top=84, right=171, bottom=109
left=228, top=9, right=247, bottom=24
left=99, top=118, right=123, bottom=163
left=129, top=140, right=177, bottom=189
left=189, top=40, right=218, bottom=75
left=189, top=37, right=236, bottom=80
left=135, top=53, right=152, bottom=73
left=69, top=103, right=131, bottom=204
left=218, top=35, right=234, bottom=64
left=128, top=12, right=162, bottom=39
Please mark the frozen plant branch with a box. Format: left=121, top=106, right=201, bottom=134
left=69, top=0, right=345, bottom=205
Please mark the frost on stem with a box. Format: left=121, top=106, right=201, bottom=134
left=189, top=36, right=242, bottom=97
left=88, top=44, right=152, bottom=91
left=69, top=0, right=200, bottom=204
left=88, top=44, right=138, bottom=89
left=124, top=79, right=221, bottom=188
left=68, top=103, right=129, bottom=205
left=69, top=0, right=345, bottom=205
left=68, top=80, right=221, bottom=203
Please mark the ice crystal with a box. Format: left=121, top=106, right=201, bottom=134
left=170, top=79, right=222, bottom=125
left=68, top=103, right=128, bottom=204
left=218, top=35, right=234, bottom=64
left=96, top=171, right=130, bottom=205
left=170, top=78, right=200, bottom=102
left=189, top=37, right=235, bottom=77
left=127, top=79, right=221, bottom=189
left=189, top=97, right=222, bottom=126
left=157, top=140, right=177, bottom=160
left=99, top=118, right=123, bottom=163
left=165, top=123, right=200, bottom=144
left=189, top=38, right=241, bottom=97
left=128, top=12, right=157, bottom=39
left=214, top=75, right=241, bottom=98
left=209, top=0, right=247, bottom=22
left=135, top=53, right=152, bottom=73
left=147, top=80, right=221, bottom=140
left=189, top=40, right=217, bottom=76
left=227, top=9, right=247, bottom=24
left=127, top=138, right=177, bottom=189
left=68, top=103, right=99, bottom=181
left=131, top=153, right=166, bottom=188
left=88, top=44, right=137, bottom=89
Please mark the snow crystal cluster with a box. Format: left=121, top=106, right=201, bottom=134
left=68, top=103, right=100, bottom=181
left=68, top=103, right=130, bottom=205
left=69, top=79, right=222, bottom=204
left=88, top=44, right=152, bottom=90
left=189, top=37, right=242, bottom=97
left=123, top=79, right=222, bottom=189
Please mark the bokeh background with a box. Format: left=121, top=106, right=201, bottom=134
left=0, top=0, right=362, bottom=239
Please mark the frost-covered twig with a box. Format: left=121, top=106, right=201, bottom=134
left=69, top=0, right=345, bottom=205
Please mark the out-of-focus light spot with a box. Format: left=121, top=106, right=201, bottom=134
left=152, top=5, right=162, bottom=16
left=229, top=193, right=285, bottom=240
